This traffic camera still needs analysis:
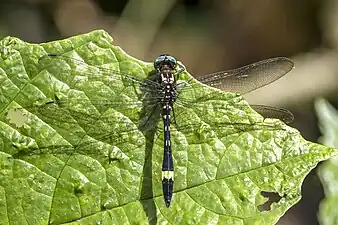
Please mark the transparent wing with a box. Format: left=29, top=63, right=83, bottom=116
left=196, top=57, right=294, bottom=123
left=250, top=105, right=294, bottom=124
left=8, top=101, right=285, bottom=159
left=38, top=53, right=162, bottom=92
left=31, top=53, right=244, bottom=112
left=196, top=57, right=294, bottom=94
left=6, top=95, right=286, bottom=159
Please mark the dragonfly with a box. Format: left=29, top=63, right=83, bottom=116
left=7, top=53, right=294, bottom=208
left=153, top=55, right=293, bottom=207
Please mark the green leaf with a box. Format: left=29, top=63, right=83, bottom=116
left=0, top=30, right=336, bottom=225
left=315, top=98, right=338, bottom=225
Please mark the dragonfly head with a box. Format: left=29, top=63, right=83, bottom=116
left=154, top=54, right=177, bottom=69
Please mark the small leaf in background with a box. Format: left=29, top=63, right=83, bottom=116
left=0, top=30, right=336, bottom=225
left=315, top=98, right=338, bottom=225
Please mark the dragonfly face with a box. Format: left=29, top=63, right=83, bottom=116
left=154, top=54, right=177, bottom=70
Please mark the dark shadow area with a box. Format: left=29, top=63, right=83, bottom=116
left=138, top=70, right=161, bottom=224
left=258, top=191, right=284, bottom=212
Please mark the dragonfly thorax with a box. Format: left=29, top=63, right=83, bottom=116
left=159, top=69, right=177, bottom=104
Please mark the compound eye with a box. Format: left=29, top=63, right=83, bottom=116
left=167, top=56, right=177, bottom=65
left=154, top=55, right=166, bottom=67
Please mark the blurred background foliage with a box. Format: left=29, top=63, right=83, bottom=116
left=315, top=99, right=338, bottom=225
left=2, top=0, right=338, bottom=224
